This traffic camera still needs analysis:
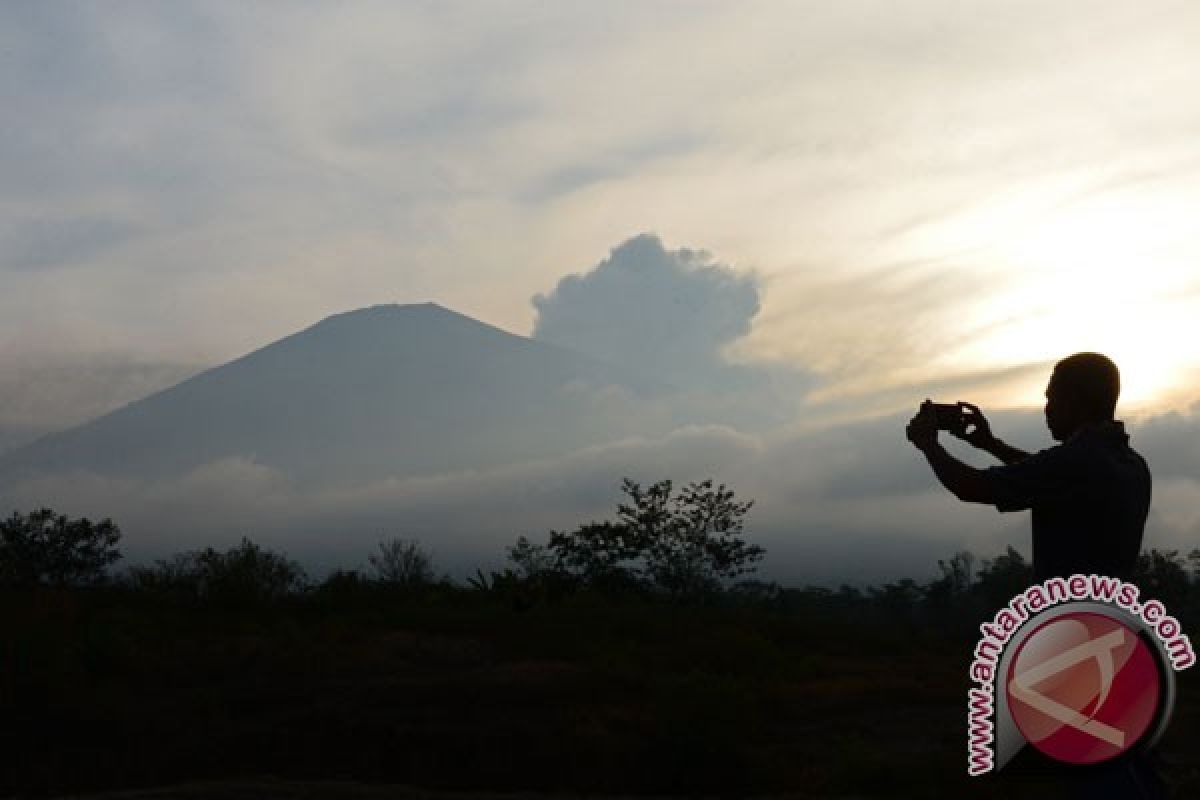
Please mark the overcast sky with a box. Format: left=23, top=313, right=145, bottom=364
left=3, top=2, right=1200, bottom=581
left=6, top=2, right=1200, bottom=417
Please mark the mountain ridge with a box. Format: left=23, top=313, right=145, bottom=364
left=0, top=302, right=670, bottom=487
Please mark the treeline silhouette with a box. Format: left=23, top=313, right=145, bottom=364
left=4, top=477, right=1199, bottom=620
left=4, top=482, right=1200, bottom=798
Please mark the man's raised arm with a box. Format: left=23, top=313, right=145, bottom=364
left=952, top=402, right=1031, bottom=465
left=979, top=436, right=1031, bottom=466
left=907, top=400, right=997, bottom=504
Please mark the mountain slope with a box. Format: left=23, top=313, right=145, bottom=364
left=0, top=303, right=668, bottom=487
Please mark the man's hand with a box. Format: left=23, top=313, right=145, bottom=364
left=906, top=399, right=939, bottom=452
left=908, top=398, right=996, bottom=504
left=950, top=401, right=997, bottom=450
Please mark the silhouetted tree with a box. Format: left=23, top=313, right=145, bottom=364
left=868, top=578, right=925, bottom=617
left=924, top=550, right=976, bottom=607
left=484, top=536, right=581, bottom=609
left=316, top=568, right=370, bottom=600
left=548, top=520, right=643, bottom=589
left=1134, top=549, right=1191, bottom=609
left=0, top=508, right=121, bottom=587
left=633, top=479, right=762, bottom=595
left=727, top=579, right=782, bottom=605
left=543, top=478, right=763, bottom=596
left=506, top=535, right=557, bottom=579
left=368, top=537, right=435, bottom=585
left=973, top=546, right=1033, bottom=609
left=129, top=537, right=307, bottom=603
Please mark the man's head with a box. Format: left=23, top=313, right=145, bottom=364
left=1044, top=352, right=1120, bottom=441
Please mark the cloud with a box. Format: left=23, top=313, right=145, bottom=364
left=0, top=424, right=772, bottom=579
left=4, top=401, right=1198, bottom=587
left=0, top=404, right=1133, bottom=586
left=0, top=216, right=143, bottom=272
left=533, top=234, right=761, bottom=377
left=0, top=354, right=206, bottom=432
left=4, top=1, right=1200, bottom=416
left=531, top=234, right=813, bottom=430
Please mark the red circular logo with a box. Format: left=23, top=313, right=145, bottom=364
left=1006, top=611, right=1161, bottom=765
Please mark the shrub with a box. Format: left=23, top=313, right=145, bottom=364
left=129, top=537, right=307, bottom=604
left=367, top=538, right=435, bottom=585
left=1134, top=549, right=1191, bottom=608
left=0, top=508, right=122, bottom=587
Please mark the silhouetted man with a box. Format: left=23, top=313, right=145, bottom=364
left=905, top=352, right=1151, bottom=582
left=907, top=353, right=1163, bottom=799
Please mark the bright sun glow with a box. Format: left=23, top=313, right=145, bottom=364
left=913, top=178, right=1200, bottom=414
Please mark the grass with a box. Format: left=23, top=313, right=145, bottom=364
left=1, top=583, right=1198, bottom=798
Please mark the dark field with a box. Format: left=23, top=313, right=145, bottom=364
left=3, top=584, right=1199, bottom=799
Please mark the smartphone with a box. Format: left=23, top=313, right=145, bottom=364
left=931, top=402, right=966, bottom=433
